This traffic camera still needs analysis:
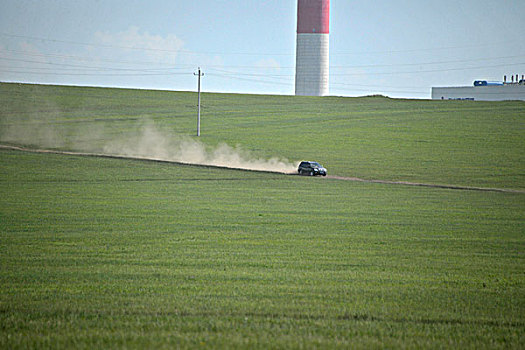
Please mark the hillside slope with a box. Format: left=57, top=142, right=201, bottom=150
left=1, top=82, right=523, bottom=189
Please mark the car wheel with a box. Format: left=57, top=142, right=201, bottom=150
left=309, top=171, right=314, bottom=176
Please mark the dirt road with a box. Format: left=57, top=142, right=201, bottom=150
left=325, top=175, right=524, bottom=194
left=1, top=144, right=523, bottom=194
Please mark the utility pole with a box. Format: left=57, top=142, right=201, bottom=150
left=194, top=67, right=204, bottom=136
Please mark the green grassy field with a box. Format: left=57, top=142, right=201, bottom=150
left=1, top=82, right=524, bottom=189
left=1, top=83, right=524, bottom=348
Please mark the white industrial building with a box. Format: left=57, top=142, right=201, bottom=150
left=432, top=79, right=525, bottom=101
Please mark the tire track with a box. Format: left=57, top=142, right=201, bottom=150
left=1, top=144, right=523, bottom=194
left=0, top=144, right=286, bottom=174
left=326, top=175, right=525, bottom=194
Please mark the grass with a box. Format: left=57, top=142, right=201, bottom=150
left=0, top=83, right=524, bottom=348
left=1, top=82, right=524, bottom=189
left=1, top=150, right=524, bottom=349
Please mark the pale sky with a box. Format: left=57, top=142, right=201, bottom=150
left=1, top=0, right=524, bottom=98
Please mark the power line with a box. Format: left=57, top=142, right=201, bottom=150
left=0, top=32, right=188, bottom=54
left=331, top=82, right=428, bottom=91
left=206, top=72, right=293, bottom=87
left=332, top=62, right=525, bottom=76
left=331, top=40, right=521, bottom=55
left=1, top=48, right=199, bottom=68
left=0, top=56, right=190, bottom=73
left=0, top=32, right=289, bottom=57
left=207, top=67, right=292, bottom=78
left=2, top=32, right=522, bottom=57
left=331, top=86, right=429, bottom=94
left=1, top=32, right=523, bottom=96
left=0, top=46, right=525, bottom=76
left=330, top=54, right=525, bottom=69
left=0, top=68, right=192, bottom=76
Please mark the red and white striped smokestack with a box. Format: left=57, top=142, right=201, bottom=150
left=295, top=0, right=330, bottom=96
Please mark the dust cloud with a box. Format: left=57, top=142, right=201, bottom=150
left=103, top=124, right=297, bottom=173
left=1, top=119, right=297, bottom=174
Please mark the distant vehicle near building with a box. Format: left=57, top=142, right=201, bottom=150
left=473, top=80, right=503, bottom=87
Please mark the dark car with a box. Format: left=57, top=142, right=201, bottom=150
left=298, top=161, right=327, bottom=176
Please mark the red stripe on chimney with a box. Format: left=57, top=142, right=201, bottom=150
left=297, top=0, right=329, bottom=34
